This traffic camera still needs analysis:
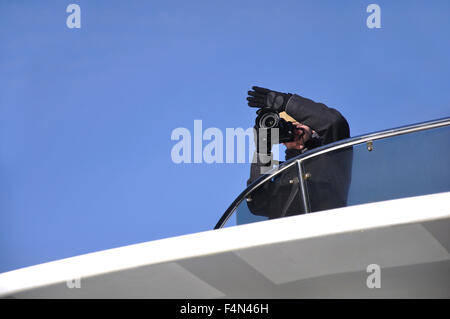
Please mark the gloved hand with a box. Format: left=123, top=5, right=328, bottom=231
left=247, top=86, right=292, bottom=113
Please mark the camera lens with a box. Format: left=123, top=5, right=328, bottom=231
left=264, top=117, right=275, bottom=127
left=258, top=112, right=279, bottom=128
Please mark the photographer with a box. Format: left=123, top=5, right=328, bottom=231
left=246, top=86, right=352, bottom=219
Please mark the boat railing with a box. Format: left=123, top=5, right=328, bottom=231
left=214, top=117, right=450, bottom=229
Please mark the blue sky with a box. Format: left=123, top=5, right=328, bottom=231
left=1, top=0, right=449, bottom=272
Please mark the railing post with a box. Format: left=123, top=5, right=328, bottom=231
left=297, top=160, right=311, bottom=213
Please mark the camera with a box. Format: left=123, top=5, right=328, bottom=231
left=255, top=108, right=297, bottom=143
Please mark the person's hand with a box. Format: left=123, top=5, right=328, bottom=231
left=247, top=86, right=292, bottom=113
left=283, top=122, right=313, bottom=150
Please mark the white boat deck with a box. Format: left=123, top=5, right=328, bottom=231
left=1, top=192, right=449, bottom=298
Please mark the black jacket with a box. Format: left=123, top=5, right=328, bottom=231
left=247, top=94, right=352, bottom=219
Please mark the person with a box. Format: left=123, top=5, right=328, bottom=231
left=246, top=86, right=352, bottom=219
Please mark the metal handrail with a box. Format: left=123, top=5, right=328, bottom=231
left=214, top=117, right=450, bottom=229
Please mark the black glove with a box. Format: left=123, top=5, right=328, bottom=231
left=247, top=86, right=292, bottom=113
left=254, top=126, right=274, bottom=155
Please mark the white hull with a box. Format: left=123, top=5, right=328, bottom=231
left=1, top=192, right=449, bottom=298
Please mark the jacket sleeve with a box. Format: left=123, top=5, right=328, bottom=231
left=285, top=94, right=350, bottom=144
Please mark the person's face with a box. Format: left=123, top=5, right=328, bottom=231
left=283, top=122, right=313, bottom=150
